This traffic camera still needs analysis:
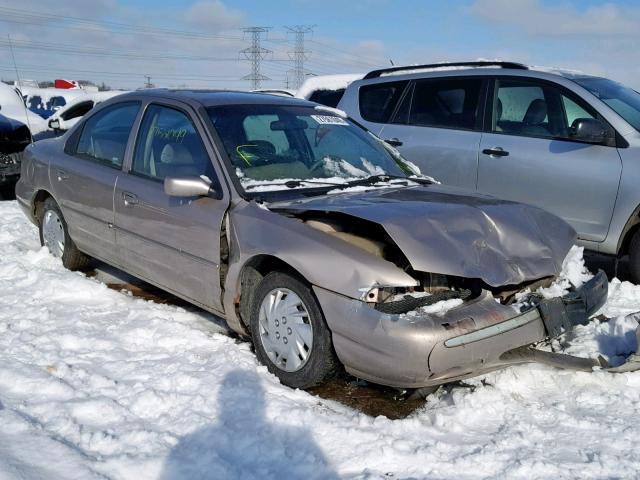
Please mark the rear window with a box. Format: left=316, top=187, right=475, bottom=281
left=358, top=81, right=408, bottom=123
left=308, top=89, right=346, bottom=108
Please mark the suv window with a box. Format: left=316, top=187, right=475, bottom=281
left=359, top=81, right=408, bottom=123
left=408, top=78, right=483, bottom=130
left=493, top=79, right=599, bottom=141
left=308, top=89, right=346, bottom=108
left=75, top=101, right=140, bottom=169
left=132, top=104, right=215, bottom=182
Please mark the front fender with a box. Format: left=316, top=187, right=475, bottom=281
left=222, top=201, right=417, bottom=334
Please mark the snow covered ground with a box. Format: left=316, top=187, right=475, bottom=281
left=2, top=200, right=640, bottom=479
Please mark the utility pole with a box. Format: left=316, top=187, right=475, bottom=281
left=285, top=25, right=314, bottom=90
left=241, top=27, right=271, bottom=90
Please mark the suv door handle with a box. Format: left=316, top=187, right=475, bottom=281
left=482, top=147, right=509, bottom=157
left=56, top=169, right=68, bottom=181
left=122, top=192, right=138, bottom=207
left=385, top=138, right=403, bottom=147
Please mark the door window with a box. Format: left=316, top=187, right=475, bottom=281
left=408, top=78, right=483, bottom=130
left=359, top=81, right=409, bottom=123
left=75, top=101, right=140, bottom=169
left=493, top=79, right=601, bottom=141
left=132, top=104, right=215, bottom=182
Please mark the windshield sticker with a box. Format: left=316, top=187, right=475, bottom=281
left=310, top=115, right=349, bottom=126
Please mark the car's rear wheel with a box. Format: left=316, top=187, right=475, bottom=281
left=39, top=197, right=91, bottom=270
left=249, top=271, right=338, bottom=389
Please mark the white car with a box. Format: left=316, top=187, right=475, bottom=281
left=0, top=82, right=47, bottom=135
left=47, top=91, right=128, bottom=133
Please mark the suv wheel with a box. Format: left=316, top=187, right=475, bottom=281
left=249, top=272, right=338, bottom=389
left=629, top=229, right=640, bottom=284
left=39, top=197, right=91, bottom=270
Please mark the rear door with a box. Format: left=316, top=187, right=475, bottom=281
left=377, top=77, right=486, bottom=191
left=477, top=77, right=622, bottom=242
left=114, top=101, right=229, bottom=312
left=51, top=101, right=140, bottom=262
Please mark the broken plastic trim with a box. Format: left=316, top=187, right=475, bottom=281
left=444, top=308, right=540, bottom=348
left=376, top=289, right=471, bottom=315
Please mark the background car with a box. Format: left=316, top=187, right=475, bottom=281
left=43, top=90, right=128, bottom=138
left=338, top=61, right=640, bottom=282
left=0, top=82, right=47, bottom=136
left=0, top=112, right=31, bottom=198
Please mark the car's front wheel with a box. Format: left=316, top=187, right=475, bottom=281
left=249, top=272, right=338, bottom=389
left=39, top=197, right=91, bottom=270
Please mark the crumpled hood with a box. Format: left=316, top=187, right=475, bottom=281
left=269, top=185, right=576, bottom=286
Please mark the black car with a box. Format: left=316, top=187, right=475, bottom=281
left=0, top=112, right=31, bottom=198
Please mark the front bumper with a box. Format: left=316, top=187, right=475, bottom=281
left=315, top=270, right=610, bottom=388
left=0, top=151, right=23, bottom=186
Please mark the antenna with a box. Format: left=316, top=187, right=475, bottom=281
left=7, top=34, right=34, bottom=142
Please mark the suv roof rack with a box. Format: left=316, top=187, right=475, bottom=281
left=363, top=61, right=529, bottom=80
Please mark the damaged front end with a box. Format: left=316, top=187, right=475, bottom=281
left=264, top=187, right=640, bottom=388
left=315, top=269, right=639, bottom=388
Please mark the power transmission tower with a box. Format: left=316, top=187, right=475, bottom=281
left=285, top=25, right=314, bottom=90
left=241, top=27, right=271, bottom=90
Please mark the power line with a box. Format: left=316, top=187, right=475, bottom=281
left=0, top=7, right=244, bottom=41
left=285, top=25, right=314, bottom=89
left=241, top=27, right=271, bottom=90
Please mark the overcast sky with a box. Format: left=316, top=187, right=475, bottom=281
left=0, top=0, right=639, bottom=90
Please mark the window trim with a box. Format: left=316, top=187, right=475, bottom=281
left=486, top=76, right=622, bottom=148
left=389, top=76, right=490, bottom=133
left=69, top=100, right=141, bottom=169
left=129, top=101, right=222, bottom=194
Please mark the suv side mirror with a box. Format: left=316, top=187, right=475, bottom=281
left=164, top=176, right=214, bottom=197
left=571, top=118, right=609, bottom=144
left=48, top=118, right=60, bottom=130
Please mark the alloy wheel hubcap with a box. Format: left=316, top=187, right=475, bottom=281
left=42, top=210, right=65, bottom=258
left=258, top=288, right=313, bottom=372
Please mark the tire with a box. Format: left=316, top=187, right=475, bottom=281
left=249, top=271, right=338, bottom=389
left=629, top=229, right=640, bottom=284
left=38, top=197, right=91, bottom=270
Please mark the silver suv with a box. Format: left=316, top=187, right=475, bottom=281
left=338, top=61, right=640, bottom=282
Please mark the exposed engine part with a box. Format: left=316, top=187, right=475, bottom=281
left=305, top=218, right=386, bottom=257
left=375, top=289, right=472, bottom=314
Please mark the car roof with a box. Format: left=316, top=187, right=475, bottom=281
left=115, top=89, right=316, bottom=108
left=356, top=62, right=600, bottom=85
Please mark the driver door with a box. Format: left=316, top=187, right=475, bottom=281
left=114, top=102, right=229, bottom=313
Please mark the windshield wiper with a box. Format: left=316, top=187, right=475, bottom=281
left=244, top=179, right=344, bottom=191
left=334, top=174, right=433, bottom=190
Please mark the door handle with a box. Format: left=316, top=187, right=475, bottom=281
left=482, top=147, right=509, bottom=157
left=56, top=169, right=68, bottom=181
left=122, top=192, right=138, bottom=207
left=384, top=138, right=403, bottom=147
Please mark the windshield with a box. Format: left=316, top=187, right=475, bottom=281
left=207, top=104, right=419, bottom=193
left=574, top=77, right=640, bottom=132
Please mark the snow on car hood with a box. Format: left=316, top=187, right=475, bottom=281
left=269, top=185, right=576, bottom=286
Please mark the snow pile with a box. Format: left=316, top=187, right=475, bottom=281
left=538, top=245, right=594, bottom=299
left=2, top=201, right=640, bottom=478
left=295, top=74, right=363, bottom=100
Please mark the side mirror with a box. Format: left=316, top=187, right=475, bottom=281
left=48, top=118, right=60, bottom=130
left=571, top=118, right=609, bottom=144
left=164, top=176, right=214, bottom=197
